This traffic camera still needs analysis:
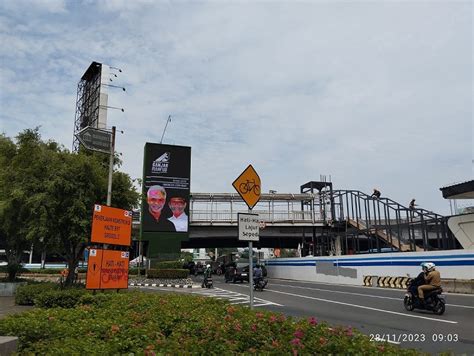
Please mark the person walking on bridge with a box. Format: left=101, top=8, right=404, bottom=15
left=371, top=188, right=381, bottom=199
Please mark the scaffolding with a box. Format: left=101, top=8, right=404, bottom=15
left=72, top=62, right=108, bottom=152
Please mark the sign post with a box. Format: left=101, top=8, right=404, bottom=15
left=86, top=204, right=132, bottom=290
left=75, top=125, right=116, bottom=206
left=233, top=164, right=261, bottom=310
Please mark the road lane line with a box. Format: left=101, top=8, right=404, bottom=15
left=269, top=278, right=474, bottom=297
left=270, top=283, right=474, bottom=309
left=266, top=289, right=458, bottom=324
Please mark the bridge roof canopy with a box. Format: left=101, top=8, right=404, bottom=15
left=440, top=180, right=474, bottom=199
left=190, top=192, right=316, bottom=201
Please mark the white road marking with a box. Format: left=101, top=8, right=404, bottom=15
left=191, top=287, right=282, bottom=307
left=265, top=289, right=458, bottom=324
left=269, top=278, right=474, bottom=297
left=270, top=283, right=474, bottom=309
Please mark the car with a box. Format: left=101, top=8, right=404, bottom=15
left=224, top=266, right=249, bottom=283
left=129, top=256, right=147, bottom=267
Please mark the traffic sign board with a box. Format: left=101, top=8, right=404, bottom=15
left=76, top=126, right=112, bottom=153
left=238, top=213, right=260, bottom=241
left=232, top=164, right=261, bottom=209
left=86, top=248, right=129, bottom=290
left=91, top=204, right=132, bottom=246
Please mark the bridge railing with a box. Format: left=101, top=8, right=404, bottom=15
left=190, top=209, right=322, bottom=224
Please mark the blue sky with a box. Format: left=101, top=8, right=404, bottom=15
left=0, top=0, right=472, bottom=214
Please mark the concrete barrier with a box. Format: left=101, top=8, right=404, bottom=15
left=454, top=279, right=474, bottom=294
left=0, top=283, right=26, bottom=297
left=266, top=250, right=474, bottom=292
left=0, top=336, right=18, bottom=355
left=442, top=278, right=456, bottom=293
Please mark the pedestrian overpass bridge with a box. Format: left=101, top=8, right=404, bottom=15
left=135, top=186, right=459, bottom=255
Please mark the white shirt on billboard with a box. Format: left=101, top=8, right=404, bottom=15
left=168, top=213, right=188, bottom=232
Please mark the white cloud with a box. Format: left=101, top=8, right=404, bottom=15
left=0, top=1, right=471, bottom=214
left=2, top=0, right=67, bottom=14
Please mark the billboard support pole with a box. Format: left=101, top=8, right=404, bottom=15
left=106, top=126, right=116, bottom=206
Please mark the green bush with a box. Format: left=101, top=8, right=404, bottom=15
left=0, top=292, right=422, bottom=355
left=15, top=282, right=59, bottom=306
left=20, top=267, right=87, bottom=274
left=146, top=268, right=189, bottom=279
left=154, top=260, right=183, bottom=269
left=128, top=267, right=146, bottom=276
left=34, top=288, right=88, bottom=308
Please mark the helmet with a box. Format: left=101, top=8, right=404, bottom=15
left=206, top=264, right=211, bottom=268
left=424, top=262, right=435, bottom=271
left=420, top=262, right=428, bottom=271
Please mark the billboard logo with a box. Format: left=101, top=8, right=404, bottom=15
left=94, top=204, right=102, bottom=212
left=152, top=152, right=170, bottom=174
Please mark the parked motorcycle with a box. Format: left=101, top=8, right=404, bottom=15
left=253, top=278, right=267, bottom=291
left=404, top=282, right=445, bottom=315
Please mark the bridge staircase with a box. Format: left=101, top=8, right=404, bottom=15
left=330, top=190, right=457, bottom=252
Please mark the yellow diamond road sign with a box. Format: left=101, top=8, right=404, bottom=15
left=232, top=164, right=261, bottom=210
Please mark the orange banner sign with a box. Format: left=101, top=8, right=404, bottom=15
left=86, top=248, right=129, bottom=290
left=85, top=248, right=103, bottom=289
left=91, top=204, right=132, bottom=246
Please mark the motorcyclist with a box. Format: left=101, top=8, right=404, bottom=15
left=253, top=264, right=263, bottom=284
left=225, top=262, right=236, bottom=282
left=409, top=262, right=428, bottom=296
left=417, top=262, right=441, bottom=304
left=202, top=264, right=212, bottom=288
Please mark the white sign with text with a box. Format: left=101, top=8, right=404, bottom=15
left=238, top=213, right=260, bottom=241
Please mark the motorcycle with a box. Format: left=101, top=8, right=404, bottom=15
left=404, top=282, right=446, bottom=315
left=202, top=275, right=213, bottom=289
left=253, top=278, right=267, bottom=291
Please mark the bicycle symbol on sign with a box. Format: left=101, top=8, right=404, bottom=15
left=239, top=179, right=261, bottom=195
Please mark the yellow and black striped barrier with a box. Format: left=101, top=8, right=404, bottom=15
left=363, top=276, right=374, bottom=286
left=364, top=276, right=412, bottom=289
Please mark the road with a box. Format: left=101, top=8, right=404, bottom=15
left=136, top=276, right=474, bottom=354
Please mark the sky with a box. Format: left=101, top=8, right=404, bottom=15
left=0, top=0, right=472, bottom=215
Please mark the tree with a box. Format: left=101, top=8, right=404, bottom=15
left=0, top=129, right=61, bottom=281
left=0, top=129, right=139, bottom=284
left=45, top=151, right=139, bottom=286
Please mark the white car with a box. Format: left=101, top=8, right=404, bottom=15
left=129, top=256, right=147, bottom=267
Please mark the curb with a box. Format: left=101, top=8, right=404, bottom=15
left=129, top=283, right=196, bottom=289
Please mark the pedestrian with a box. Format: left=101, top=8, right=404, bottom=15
left=409, top=199, right=416, bottom=210
left=371, top=188, right=381, bottom=199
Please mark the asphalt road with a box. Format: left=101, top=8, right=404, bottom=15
left=138, top=276, right=474, bottom=354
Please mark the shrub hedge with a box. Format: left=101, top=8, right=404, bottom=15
left=15, top=282, right=59, bottom=306
left=0, top=291, right=422, bottom=355
left=128, top=267, right=146, bottom=276
left=154, top=260, right=183, bottom=269
left=146, top=268, right=189, bottom=279
left=34, top=289, right=88, bottom=308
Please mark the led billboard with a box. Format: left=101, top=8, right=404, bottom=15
left=141, top=143, right=191, bottom=233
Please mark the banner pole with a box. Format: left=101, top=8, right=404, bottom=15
left=249, top=240, right=253, bottom=310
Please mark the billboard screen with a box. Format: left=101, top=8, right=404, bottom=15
left=141, top=143, right=191, bottom=233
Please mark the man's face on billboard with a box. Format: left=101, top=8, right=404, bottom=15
left=169, top=197, right=186, bottom=217
left=147, top=188, right=166, bottom=213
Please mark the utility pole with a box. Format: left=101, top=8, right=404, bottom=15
left=106, top=126, right=116, bottom=206
left=160, top=115, right=171, bottom=144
